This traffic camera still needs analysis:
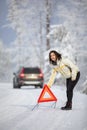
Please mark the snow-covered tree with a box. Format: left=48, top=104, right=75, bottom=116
left=7, top=0, right=42, bottom=68
left=0, top=40, right=11, bottom=81
left=7, top=0, right=58, bottom=68
left=82, top=76, right=87, bottom=94
left=45, top=0, right=87, bottom=90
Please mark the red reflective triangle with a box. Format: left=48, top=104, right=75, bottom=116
left=38, top=84, right=57, bottom=103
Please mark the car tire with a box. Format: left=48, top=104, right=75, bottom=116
left=13, top=83, right=21, bottom=89
left=35, top=85, right=38, bottom=88
left=40, top=84, right=43, bottom=88
left=13, top=78, right=21, bottom=89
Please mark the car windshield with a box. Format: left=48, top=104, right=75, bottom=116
left=24, top=68, right=40, bottom=74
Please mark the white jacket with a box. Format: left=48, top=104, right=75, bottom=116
left=47, top=57, right=79, bottom=88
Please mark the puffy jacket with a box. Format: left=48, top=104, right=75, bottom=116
left=47, top=57, right=79, bottom=88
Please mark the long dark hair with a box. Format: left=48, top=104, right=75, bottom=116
left=49, top=50, right=62, bottom=64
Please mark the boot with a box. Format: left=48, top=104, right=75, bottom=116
left=61, top=102, right=72, bottom=110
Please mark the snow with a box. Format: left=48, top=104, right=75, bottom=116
left=0, top=83, right=87, bottom=130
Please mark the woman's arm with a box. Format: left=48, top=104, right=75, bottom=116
left=47, top=69, right=57, bottom=88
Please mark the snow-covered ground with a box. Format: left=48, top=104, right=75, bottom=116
left=0, top=83, right=87, bottom=130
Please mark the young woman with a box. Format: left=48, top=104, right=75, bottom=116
left=47, top=50, right=80, bottom=110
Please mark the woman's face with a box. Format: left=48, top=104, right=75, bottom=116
left=50, top=52, right=57, bottom=62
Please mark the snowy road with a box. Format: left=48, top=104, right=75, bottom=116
left=0, top=83, right=87, bottom=130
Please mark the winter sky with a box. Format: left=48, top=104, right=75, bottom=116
left=0, top=0, right=16, bottom=45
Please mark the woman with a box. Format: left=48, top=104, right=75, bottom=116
left=47, top=50, right=80, bottom=110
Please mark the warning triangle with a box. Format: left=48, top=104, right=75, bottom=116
left=37, top=84, right=57, bottom=103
